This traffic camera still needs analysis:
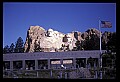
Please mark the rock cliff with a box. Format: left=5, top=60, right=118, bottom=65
left=24, top=26, right=83, bottom=52
left=24, top=26, right=112, bottom=52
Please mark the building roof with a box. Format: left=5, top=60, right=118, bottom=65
left=3, top=50, right=106, bottom=61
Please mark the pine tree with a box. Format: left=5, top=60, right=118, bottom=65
left=75, top=40, right=81, bottom=50
left=9, top=43, right=15, bottom=53
left=107, top=32, right=116, bottom=52
left=14, top=37, right=24, bottom=53
left=3, top=45, right=10, bottom=54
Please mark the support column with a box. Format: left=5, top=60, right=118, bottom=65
left=73, top=58, right=76, bottom=69
left=60, top=59, right=63, bottom=69
left=60, top=70, right=62, bottom=78
left=50, top=69, right=52, bottom=78
left=48, top=59, right=50, bottom=69
left=94, top=70, right=98, bottom=79
left=60, top=59, right=63, bottom=65
left=65, top=72, right=67, bottom=79
left=10, top=61, right=13, bottom=70
left=22, top=60, right=25, bottom=70
left=83, top=59, right=86, bottom=68
left=37, top=71, right=39, bottom=78
left=94, top=59, right=96, bottom=69
left=35, top=60, right=38, bottom=70
left=95, top=70, right=98, bottom=79
left=86, top=58, right=88, bottom=68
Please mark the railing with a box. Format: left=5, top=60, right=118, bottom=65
left=3, top=67, right=116, bottom=79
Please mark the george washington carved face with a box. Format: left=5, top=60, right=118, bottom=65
left=47, top=28, right=54, bottom=37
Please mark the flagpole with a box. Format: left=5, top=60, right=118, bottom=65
left=99, top=19, right=102, bottom=54
left=99, top=18, right=102, bottom=79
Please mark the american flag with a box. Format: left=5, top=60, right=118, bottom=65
left=101, top=21, right=112, bottom=28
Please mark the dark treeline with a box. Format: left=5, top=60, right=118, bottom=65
left=74, top=32, right=116, bottom=52
left=3, top=32, right=116, bottom=54
left=3, top=37, right=24, bottom=54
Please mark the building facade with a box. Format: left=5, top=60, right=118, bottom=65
left=3, top=50, right=106, bottom=71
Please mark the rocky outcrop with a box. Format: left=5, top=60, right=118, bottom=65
left=102, top=31, right=113, bottom=44
left=24, top=26, right=81, bottom=52
left=24, top=26, right=46, bottom=52
left=81, top=28, right=101, bottom=40
left=24, top=26, right=113, bottom=52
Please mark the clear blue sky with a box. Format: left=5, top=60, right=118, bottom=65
left=3, top=2, right=116, bottom=48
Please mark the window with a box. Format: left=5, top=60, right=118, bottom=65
left=63, top=60, right=72, bottom=64
left=51, top=60, right=60, bottom=64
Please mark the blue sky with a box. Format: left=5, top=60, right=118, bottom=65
left=3, top=2, right=116, bottom=48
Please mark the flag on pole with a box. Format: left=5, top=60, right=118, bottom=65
left=101, top=21, right=112, bottom=28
